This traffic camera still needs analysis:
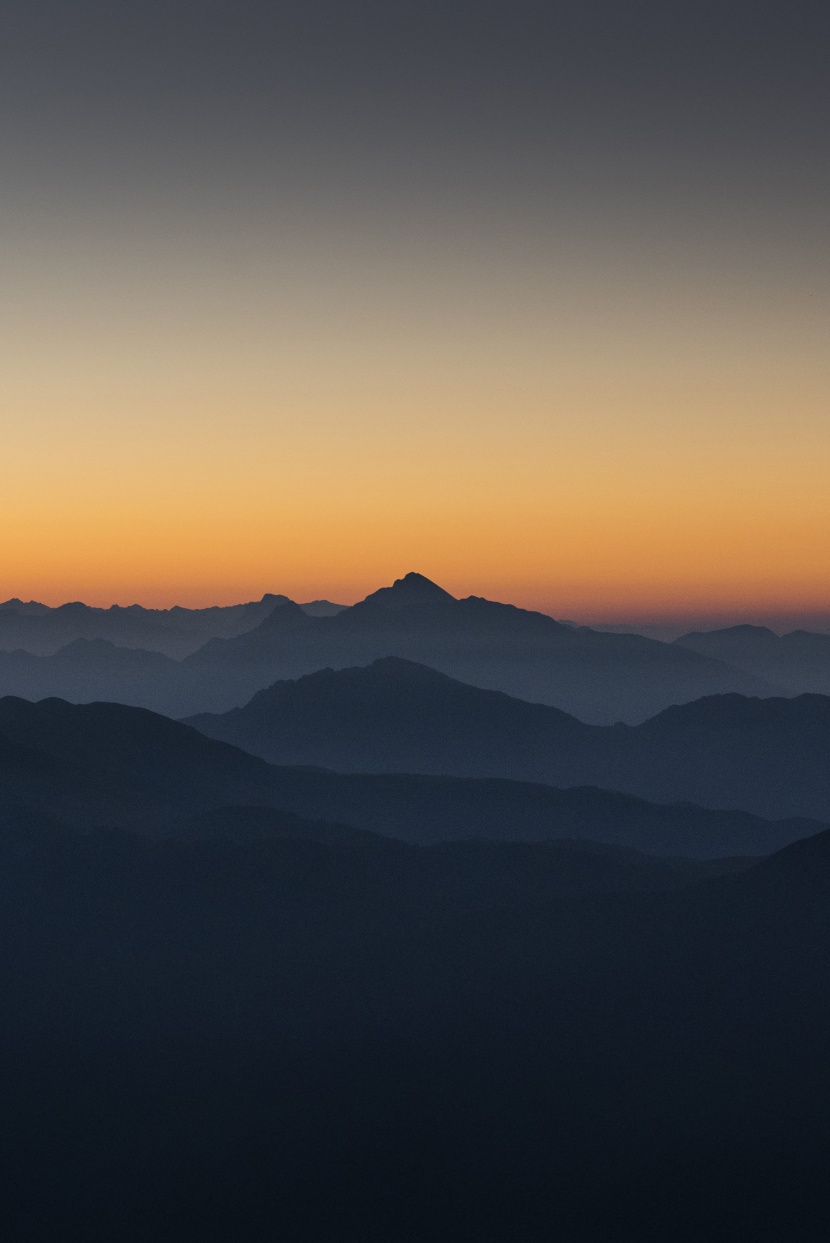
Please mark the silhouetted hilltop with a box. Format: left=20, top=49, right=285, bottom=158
left=675, top=624, right=830, bottom=695
left=186, top=599, right=314, bottom=668
left=0, top=694, right=818, bottom=856
left=186, top=659, right=830, bottom=823
left=0, top=597, right=51, bottom=616
left=298, top=598, right=346, bottom=617
left=186, top=655, right=589, bottom=768
left=359, top=570, right=457, bottom=611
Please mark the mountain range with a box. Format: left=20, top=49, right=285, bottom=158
left=186, top=657, right=830, bottom=823
left=2, top=600, right=830, bottom=1236
left=0, top=593, right=345, bottom=658
left=3, top=766, right=829, bottom=1238
left=0, top=573, right=789, bottom=722
left=674, top=624, right=830, bottom=696
left=0, top=693, right=820, bottom=857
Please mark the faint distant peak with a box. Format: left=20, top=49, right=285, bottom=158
left=300, top=600, right=347, bottom=617
left=255, top=598, right=310, bottom=630
left=55, top=601, right=95, bottom=616
left=677, top=624, right=778, bottom=641
left=349, top=655, right=455, bottom=682
left=723, top=624, right=778, bottom=637
left=360, top=573, right=456, bottom=611
left=0, top=598, right=50, bottom=615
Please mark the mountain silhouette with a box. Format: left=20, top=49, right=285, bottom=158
left=0, top=639, right=187, bottom=714
left=1, top=636, right=828, bottom=1237
left=185, top=599, right=315, bottom=669
left=162, top=572, right=790, bottom=721
left=675, top=624, right=830, bottom=696
left=0, top=592, right=340, bottom=658
left=0, top=694, right=819, bottom=857
left=3, top=789, right=829, bottom=1237
left=359, top=570, right=457, bottom=610
left=297, top=598, right=346, bottom=617
left=0, top=574, right=789, bottom=722
left=185, top=657, right=830, bottom=823
left=1, top=572, right=782, bottom=722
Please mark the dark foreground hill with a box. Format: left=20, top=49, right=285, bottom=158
left=0, top=574, right=779, bottom=722
left=1, top=800, right=829, bottom=1239
left=187, top=657, right=830, bottom=822
left=0, top=695, right=820, bottom=857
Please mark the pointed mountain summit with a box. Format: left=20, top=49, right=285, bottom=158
left=0, top=575, right=787, bottom=723
left=0, top=598, right=50, bottom=616
left=360, top=573, right=456, bottom=611
left=250, top=598, right=310, bottom=633
left=184, top=598, right=312, bottom=668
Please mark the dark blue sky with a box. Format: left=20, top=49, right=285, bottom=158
left=3, top=1, right=827, bottom=196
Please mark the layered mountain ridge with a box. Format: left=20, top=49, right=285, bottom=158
left=0, top=693, right=819, bottom=858
left=675, top=623, right=830, bottom=695
left=2, top=579, right=830, bottom=1237
left=0, top=573, right=787, bottom=722
left=3, top=733, right=830, bottom=1238
left=0, top=592, right=346, bottom=657
left=186, top=656, right=830, bottom=822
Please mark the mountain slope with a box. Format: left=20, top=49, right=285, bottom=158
left=2, top=804, right=829, bottom=1238
left=186, top=657, right=830, bottom=823
left=675, top=624, right=830, bottom=695
left=185, top=656, right=594, bottom=770
left=0, top=694, right=817, bottom=857
left=0, top=574, right=781, bottom=721
left=0, top=592, right=341, bottom=658
left=0, top=593, right=296, bottom=657
left=176, top=572, right=780, bottom=721
left=0, top=639, right=183, bottom=713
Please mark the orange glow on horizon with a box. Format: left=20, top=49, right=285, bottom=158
left=3, top=200, right=828, bottom=626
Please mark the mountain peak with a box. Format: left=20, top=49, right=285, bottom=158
left=254, top=598, right=310, bottom=632
left=360, top=573, right=456, bottom=611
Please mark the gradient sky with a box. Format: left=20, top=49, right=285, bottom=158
left=2, top=1, right=828, bottom=624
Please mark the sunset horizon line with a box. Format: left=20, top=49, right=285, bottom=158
left=3, top=570, right=828, bottom=635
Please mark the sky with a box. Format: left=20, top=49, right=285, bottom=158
left=2, top=0, right=829, bottom=625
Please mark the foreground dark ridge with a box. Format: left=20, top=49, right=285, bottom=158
left=2, top=802, right=829, bottom=1238
left=0, top=694, right=821, bottom=857
left=0, top=572, right=782, bottom=723
left=185, top=657, right=830, bottom=823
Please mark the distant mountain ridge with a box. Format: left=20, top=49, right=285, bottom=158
left=186, top=656, right=830, bottom=823
left=0, top=573, right=782, bottom=722
left=134, top=573, right=793, bottom=724
left=0, top=593, right=346, bottom=657
left=675, top=624, right=830, bottom=696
